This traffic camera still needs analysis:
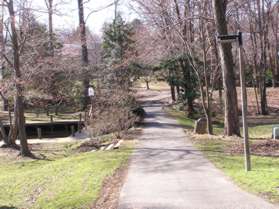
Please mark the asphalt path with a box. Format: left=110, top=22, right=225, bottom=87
left=119, top=98, right=277, bottom=209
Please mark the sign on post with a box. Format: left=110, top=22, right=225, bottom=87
left=217, top=32, right=243, bottom=46
left=88, top=86, right=95, bottom=120
left=88, top=86, right=95, bottom=97
left=217, top=31, right=251, bottom=172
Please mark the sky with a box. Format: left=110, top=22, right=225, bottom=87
left=32, top=0, right=138, bottom=35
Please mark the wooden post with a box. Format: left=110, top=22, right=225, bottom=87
left=65, top=125, right=69, bottom=134
left=36, top=109, right=39, bottom=118
left=37, top=127, right=42, bottom=139
left=8, top=108, right=12, bottom=127
left=84, top=112, right=88, bottom=129
left=71, top=125, right=75, bottom=137
left=238, top=32, right=251, bottom=171
left=46, top=107, right=49, bottom=116
left=78, top=113, right=82, bottom=133
left=50, top=115, right=54, bottom=134
left=84, top=110, right=87, bottom=126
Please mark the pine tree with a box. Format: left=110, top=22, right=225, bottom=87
left=102, top=14, right=134, bottom=65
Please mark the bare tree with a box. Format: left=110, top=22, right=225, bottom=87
left=270, top=3, right=279, bottom=87
left=77, top=0, right=90, bottom=110
left=0, top=2, right=6, bottom=111
left=256, top=0, right=268, bottom=115
left=44, top=0, right=54, bottom=56
left=0, top=2, right=3, bottom=80
left=4, top=0, right=32, bottom=156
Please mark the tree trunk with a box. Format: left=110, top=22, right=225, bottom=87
left=5, top=98, right=18, bottom=147
left=218, top=78, right=223, bottom=110
left=15, top=94, right=30, bottom=155
left=176, top=85, right=180, bottom=99
left=212, top=0, right=240, bottom=136
left=170, top=85, right=176, bottom=102
left=0, top=3, right=3, bottom=79
left=247, top=1, right=261, bottom=114
left=7, top=0, right=31, bottom=156
left=0, top=121, right=8, bottom=145
left=203, top=48, right=213, bottom=134
left=145, top=80, right=150, bottom=90
left=256, top=0, right=268, bottom=115
left=0, top=92, right=8, bottom=112
left=77, top=0, right=90, bottom=110
left=199, top=7, right=213, bottom=135
left=260, top=84, right=268, bottom=115
left=275, top=44, right=279, bottom=87
left=187, top=97, right=195, bottom=118
left=0, top=4, right=5, bottom=111
left=47, top=0, right=54, bottom=56
left=269, top=45, right=277, bottom=88
left=274, top=37, right=279, bottom=87
left=179, top=59, right=195, bottom=117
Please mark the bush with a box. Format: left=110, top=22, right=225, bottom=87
left=88, top=89, right=140, bottom=138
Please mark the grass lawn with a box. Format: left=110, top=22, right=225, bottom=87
left=167, top=108, right=273, bottom=139
left=248, top=124, right=274, bottom=139
left=195, top=139, right=279, bottom=203
left=135, top=80, right=170, bottom=91
left=0, top=142, right=132, bottom=209
left=168, top=108, right=279, bottom=203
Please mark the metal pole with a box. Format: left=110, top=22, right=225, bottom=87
left=238, top=32, right=251, bottom=171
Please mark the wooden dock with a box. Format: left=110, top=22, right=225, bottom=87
left=0, top=111, right=85, bottom=139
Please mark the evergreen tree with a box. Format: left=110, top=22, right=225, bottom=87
left=102, top=13, right=134, bottom=65
left=102, top=14, right=135, bottom=88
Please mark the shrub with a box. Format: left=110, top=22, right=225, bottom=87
left=88, top=89, right=141, bottom=138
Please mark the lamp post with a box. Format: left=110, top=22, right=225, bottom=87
left=217, top=31, right=251, bottom=172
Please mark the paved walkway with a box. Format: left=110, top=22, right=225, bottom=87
left=118, top=101, right=277, bottom=209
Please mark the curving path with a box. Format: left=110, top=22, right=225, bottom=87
left=118, top=94, right=277, bottom=209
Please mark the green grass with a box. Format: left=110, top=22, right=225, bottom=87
left=167, top=109, right=196, bottom=129
left=248, top=124, right=273, bottom=139
left=167, top=108, right=224, bottom=134
left=195, top=140, right=279, bottom=203
left=0, top=144, right=132, bottom=209
left=167, top=108, right=273, bottom=139
left=169, top=108, right=279, bottom=203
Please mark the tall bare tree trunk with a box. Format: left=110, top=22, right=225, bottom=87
left=271, top=4, right=279, bottom=87
left=7, top=0, right=31, bottom=156
left=275, top=40, right=279, bottom=86
left=256, top=0, right=268, bottom=115
left=77, top=0, right=90, bottom=110
left=145, top=79, right=150, bottom=90
left=247, top=0, right=261, bottom=114
left=46, top=0, right=54, bottom=56
left=170, top=85, right=176, bottom=102
left=0, top=4, right=3, bottom=81
left=0, top=4, right=7, bottom=111
left=202, top=46, right=213, bottom=135
left=0, top=91, right=18, bottom=147
left=169, top=69, right=176, bottom=102
left=212, top=0, right=240, bottom=136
